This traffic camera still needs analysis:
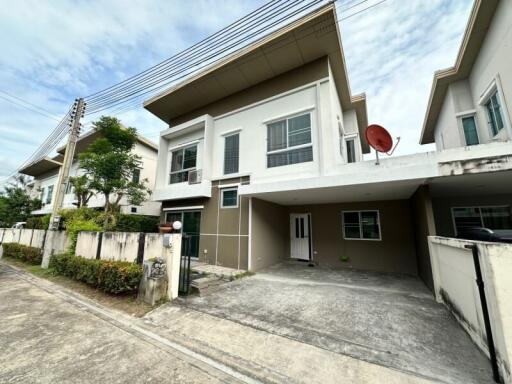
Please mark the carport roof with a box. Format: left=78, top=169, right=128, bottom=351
left=144, top=4, right=369, bottom=152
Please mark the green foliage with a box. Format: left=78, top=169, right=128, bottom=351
left=77, top=116, right=151, bottom=214
left=0, top=176, right=42, bottom=227
left=68, top=175, right=94, bottom=208
left=60, top=208, right=102, bottom=251
left=26, top=214, right=51, bottom=229
left=2, top=243, right=43, bottom=265
left=115, top=214, right=159, bottom=233
left=340, top=255, right=349, bottom=262
left=49, top=254, right=142, bottom=294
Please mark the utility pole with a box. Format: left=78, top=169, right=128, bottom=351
left=49, top=98, right=86, bottom=230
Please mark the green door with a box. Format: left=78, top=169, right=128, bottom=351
left=166, top=210, right=201, bottom=259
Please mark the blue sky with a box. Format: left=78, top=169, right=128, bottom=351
left=0, top=0, right=473, bottom=183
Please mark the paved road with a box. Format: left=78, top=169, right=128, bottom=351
left=0, top=263, right=246, bottom=384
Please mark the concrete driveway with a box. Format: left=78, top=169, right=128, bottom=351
left=179, top=262, right=494, bottom=384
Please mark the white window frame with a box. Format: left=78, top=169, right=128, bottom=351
left=456, top=111, right=480, bottom=146
left=265, top=112, right=313, bottom=168
left=479, top=76, right=511, bottom=138
left=345, top=136, right=357, bottom=163
left=451, top=205, right=511, bottom=236
left=220, top=187, right=239, bottom=209
left=342, top=210, right=381, bottom=241
left=169, top=143, right=198, bottom=184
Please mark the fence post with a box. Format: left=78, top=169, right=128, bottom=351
left=137, top=232, right=145, bottom=265
left=96, top=232, right=103, bottom=260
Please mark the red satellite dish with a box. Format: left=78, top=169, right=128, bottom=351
left=365, top=124, right=400, bottom=164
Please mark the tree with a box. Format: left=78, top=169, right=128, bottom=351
left=0, top=176, right=42, bottom=227
left=68, top=175, right=94, bottom=208
left=78, top=116, right=151, bottom=214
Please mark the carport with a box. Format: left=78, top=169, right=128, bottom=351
left=180, top=262, right=494, bottom=383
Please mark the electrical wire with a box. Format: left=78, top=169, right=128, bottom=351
left=0, top=92, right=61, bottom=122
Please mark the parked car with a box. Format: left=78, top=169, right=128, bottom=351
left=457, top=227, right=512, bottom=243
left=11, top=222, right=26, bottom=229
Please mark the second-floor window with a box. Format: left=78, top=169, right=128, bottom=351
left=46, top=185, right=54, bottom=205
left=132, top=168, right=141, bottom=183
left=224, top=133, right=239, bottom=175
left=170, top=145, right=197, bottom=184
left=267, top=113, right=313, bottom=168
left=346, top=138, right=356, bottom=163
left=461, top=116, right=479, bottom=146
left=485, top=90, right=504, bottom=136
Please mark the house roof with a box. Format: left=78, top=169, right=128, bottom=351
left=18, top=157, right=62, bottom=177
left=144, top=4, right=369, bottom=153
left=419, top=0, right=499, bottom=144
left=56, top=128, right=158, bottom=155
left=19, top=128, right=157, bottom=178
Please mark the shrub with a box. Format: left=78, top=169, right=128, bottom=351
left=49, top=254, right=142, bottom=294
left=114, top=214, right=159, bottom=233
left=60, top=208, right=102, bottom=252
left=2, top=243, right=42, bottom=265
left=26, top=214, right=51, bottom=229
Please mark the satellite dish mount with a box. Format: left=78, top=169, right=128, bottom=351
left=365, top=124, right=400, bottom=165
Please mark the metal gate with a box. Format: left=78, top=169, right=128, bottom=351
left=178, top=235, right=192, bottom=295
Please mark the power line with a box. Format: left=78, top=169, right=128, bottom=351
left=0, top=91, right=61, bottom=122
left=85, top=0, right=323, bottom=112
left=84, top=0, right=386, bottom=118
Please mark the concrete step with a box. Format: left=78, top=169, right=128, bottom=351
left=190, top=276, right=225, bottom=296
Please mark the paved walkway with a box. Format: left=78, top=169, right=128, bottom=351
left=0, top=263, right=250, bottom=384
left=174, top=262, right=494, bottom=384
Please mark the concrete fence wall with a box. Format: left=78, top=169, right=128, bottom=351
left=75, top=231, right=168, bottom=263
left=429, top=236, right=512, bottom=384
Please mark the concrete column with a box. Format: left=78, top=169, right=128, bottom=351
left=41, top=230, right=55, bottom=269
left=163, top=234, right=182, bottom=300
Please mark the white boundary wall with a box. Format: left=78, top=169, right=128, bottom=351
left=429, top=236, right=512, bottom=383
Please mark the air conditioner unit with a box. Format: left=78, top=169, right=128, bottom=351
left=188, top=169, right=202, bottom=184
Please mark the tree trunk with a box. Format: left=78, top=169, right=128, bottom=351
left=104, top=193, right=110, bottom=212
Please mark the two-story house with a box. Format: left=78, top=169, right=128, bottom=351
left=420, top=0, right=512, bottom=239
left=20, top=128, right=161, bottom=217
left=144, top=4, right=439, bottom=275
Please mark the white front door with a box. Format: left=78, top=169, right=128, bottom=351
left=290, top=213, right=311, bottom=260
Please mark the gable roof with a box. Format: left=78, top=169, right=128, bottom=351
left=144, top=3, right=369, bottom=152
left=419, top=0, right=499, bottom=144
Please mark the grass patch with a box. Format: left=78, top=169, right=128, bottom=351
left=2, top=256, right=155, bottom=317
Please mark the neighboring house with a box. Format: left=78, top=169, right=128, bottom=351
left=20, top=129, right=161, bottom=217
left=420, top=0, right=512, bottom=238
left=143, top=2, right=512, bottom=287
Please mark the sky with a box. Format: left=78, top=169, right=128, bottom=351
left=0, top=0, right=474, bottom=184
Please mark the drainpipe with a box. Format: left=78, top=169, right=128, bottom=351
left=465, top=244, right=501, bottom=383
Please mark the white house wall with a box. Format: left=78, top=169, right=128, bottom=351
left=433, top=0, right=512, bottom=150
left=469, top=0, right=512, bottom=143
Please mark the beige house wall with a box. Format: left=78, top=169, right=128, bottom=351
left=250, top=198, right=289, bottom=271
left=286, top=200, right=418, bottom=275
left=161, top=176, right=250, bottom=270
left=410, top=185, right=437, bottom=291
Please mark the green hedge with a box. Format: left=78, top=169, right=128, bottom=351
left=114, top=214, right=159, bottom=233
left=26, top=215, right=51, bottom=229
left=49, top=254, right=143, bottom=294
left=2, top=243, right=42, bottom=265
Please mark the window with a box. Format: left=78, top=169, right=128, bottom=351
left=165, top=212, right=183, bottom=232
left=132, top=168, right=141, bottom=183
left=346, top=138, right=356, bottom=163
left=170, top=145, right=197, bottom=184
left=46, top=185, right=54, bottom=205
left=452, top=206, right=512, bottom=235
left=65, top=181, right=74, bottom=195
left=131, top=207, right=137, bottom=213
left=221, top=188, right=238, bottom=208
left=224, top=133, right=239, bottom=174
left=267, top=113, right=313, bottom=168
left=342, top=211, right=381, bottom=240
left=40, top=187, right=46, bottom=202
left=461, top=116, right=479, bottom=146
left=485, top=90, right=504, bottom=136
